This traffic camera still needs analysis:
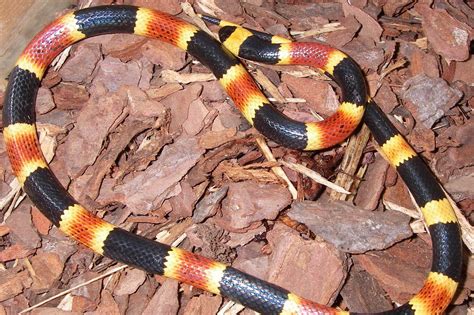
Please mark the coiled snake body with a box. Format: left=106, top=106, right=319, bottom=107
left=3, top=5, right=462, bottom=314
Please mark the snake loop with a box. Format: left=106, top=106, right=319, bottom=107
left=3, top=5, right=461, bottom=314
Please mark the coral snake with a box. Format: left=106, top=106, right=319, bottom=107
left=3, top=5, right=462, bottom=314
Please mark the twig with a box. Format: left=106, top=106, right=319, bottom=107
left=217, top=301, right=245, bottom=315
left=380, top=58, right=407, bottom=80
left=255, top=136, right=298, bottom=199
left=19, top=264, right=128, bottom=314
left=383, top=199, right=420, bottom=219
left=161, top=69, right=215, bottom=84
left=290, top=22, right=345, bottom=39
left=0, top=179, right=21, bottom=214
left=279, top=160, right=350, bottom=194
left=185, top=1, right=220, bottom=39
left=252, top=69, right=286, bottom=103
left=3, top=189, right=24, bottom=223
left=329, top=124, right=371, bottom=200
left=347, top=163, right=368, bottom=202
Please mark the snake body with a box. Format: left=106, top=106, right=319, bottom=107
left=3, top=5, right=462, bottom=314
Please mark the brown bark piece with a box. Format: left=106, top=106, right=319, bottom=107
left=324, top=15, right=361, bottom=47
left=115, top=136, right=205, bottom=213
left=40, top=232, right=77, bottom=266
left=445, top=168, right=474, bottom=203
left=37, top=87, right=55, bottom=114
left=73, top=116, right=157, bottom=201
left=354, top=155, right=389, bottom=211
left=401, top=74, right=462, bottom=129
left=340, top=264, right=393, bottom=313
left=288, top=199, right=412, bottom=253
left=141, top=40, right=186, bottom=70
left=266, top=223, right=347, bottom=305
left=0, top=225, right=9, bottom=237
left=169, top=181, right=198, bottom=220
left=61, top=92, right=126, bottom=178
left=416, top=5, right=473, bottom=62
left=192, top=186, right=228, bottom=223
left=70, top=271, right=103, bottom=303
left=215, top=0, right=243, bottom=16
left=233, top=241, right=270, bottom=281
left=342, top=2, right=383, bottom=41
left=373, top=82, right=399, bottom=113
left=342, top=39, right=385, bottom=71
left=465, top=255, right=474, bottom=292
left=146, top=83, right=182, bottom=100
left=354, top=237, right=431, bottom=303
left=71, top=295, right=96, bottom=313
left=59, top=43, right=102, bottom=83
left=0, top=244, right=34, bottom=262
left=5, top=203, right=41, bottom=249
left=142, top=280, right=179, bottom=315
left=407, top=125, right=435, bottom=152
left=439, top=123, right=474, bottom=168
left=0, top=182, right=11, bottom=205
left=330, top=124, right=370, bottom=201
left=183, top=99, right=209, bottom=136
left=30, top=252, right=64, bottom=293
left=186, top=223, right=235, bottom=263
left=31, top=207, right=52, bottom=235
left=92, top=56, right=143, bottom=92
left=281, top=73, right=339, bottom=117
left=114, top=269, right=147, bottom=296
left=125, top=85, right=167, bottom=118
left=275, top=2, right=343, bottom=26
left=101, top=34, right=146, bottom=61
left=383, top=173, right=415, bottom=210
left=408, top=47, right=439, bottom=78
left=216, top=181, right=291, bottom=231
left=212, top=101, right=243, bottom=130
left=161, top=84, right=203, bottom=133
left=453, top=58, right=474, bottom=84
left=52, top=83, right=90, bottom=110
left=383, top=0, right=414, bottom=17
left=182, top=295, right=222, bottom=315
left=199, top=128, right=237, bottom=149
left=125, top=279, right=156, bottom=315
left=138, top=57, right=154, bottom=90
left=226, top=225, right=266, bottom=247
left=91, top=290, right=120, bottom=315
left=201, top=81, right=226, bottom=102
left=179, top=140, right=253, bottom=187
left=0, top=270, right=32, bottom=302
left=434, top=123, right=474, bottom=182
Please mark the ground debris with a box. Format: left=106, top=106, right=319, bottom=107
left=288, top=199, right=412, bottom=253
left=354, top=237, right=431, bottom=304
left=215, top=181, right=291, bottom=231
left=415, top=4, right=473, bottom=62
left=401, top=74, right=463, bottom=129
left=266, top=223, right=348, bottom=305
left=340, top=263, right=393, bottom=313
left=0, top=269, right=32, bottom=303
